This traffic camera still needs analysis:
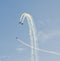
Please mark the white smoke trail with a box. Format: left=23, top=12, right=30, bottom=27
left=20, top=13, right=38, bottom=61
left=19, top=13, right=60, bottom=61
left=16, top=38, right=60, bottom=56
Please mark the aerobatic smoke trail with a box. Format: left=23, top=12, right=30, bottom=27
left=20, top=13, right=38, bottom=61
left=16, top=38, right=60, bottom=56
left=18, top=13, right=60, bottom=61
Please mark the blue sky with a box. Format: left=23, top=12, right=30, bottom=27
left=0, top=0, right=60, bottom=61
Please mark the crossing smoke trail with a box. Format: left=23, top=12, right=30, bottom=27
left=18, top=13, right=60, bottom=61
left=20, top=13, right=38, bottom=61
left=16, top=38, right=60, bottom=56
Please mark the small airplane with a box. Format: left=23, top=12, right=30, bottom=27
left=19, top=22, right=21, bottom=24
left=16, top=37, right=18, bottom=39
left=19, top=22, right=23, bottom=25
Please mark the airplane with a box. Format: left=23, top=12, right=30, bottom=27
left=16, top=37, right=18, bottom=39
left=19, top=22, right=21, bottom=24
left=19, top=22, right=23, bottom=25
left=21, top=23, right=23, bottom=25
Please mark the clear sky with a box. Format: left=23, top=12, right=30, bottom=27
left=0, top=0, right=60, bottom=61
